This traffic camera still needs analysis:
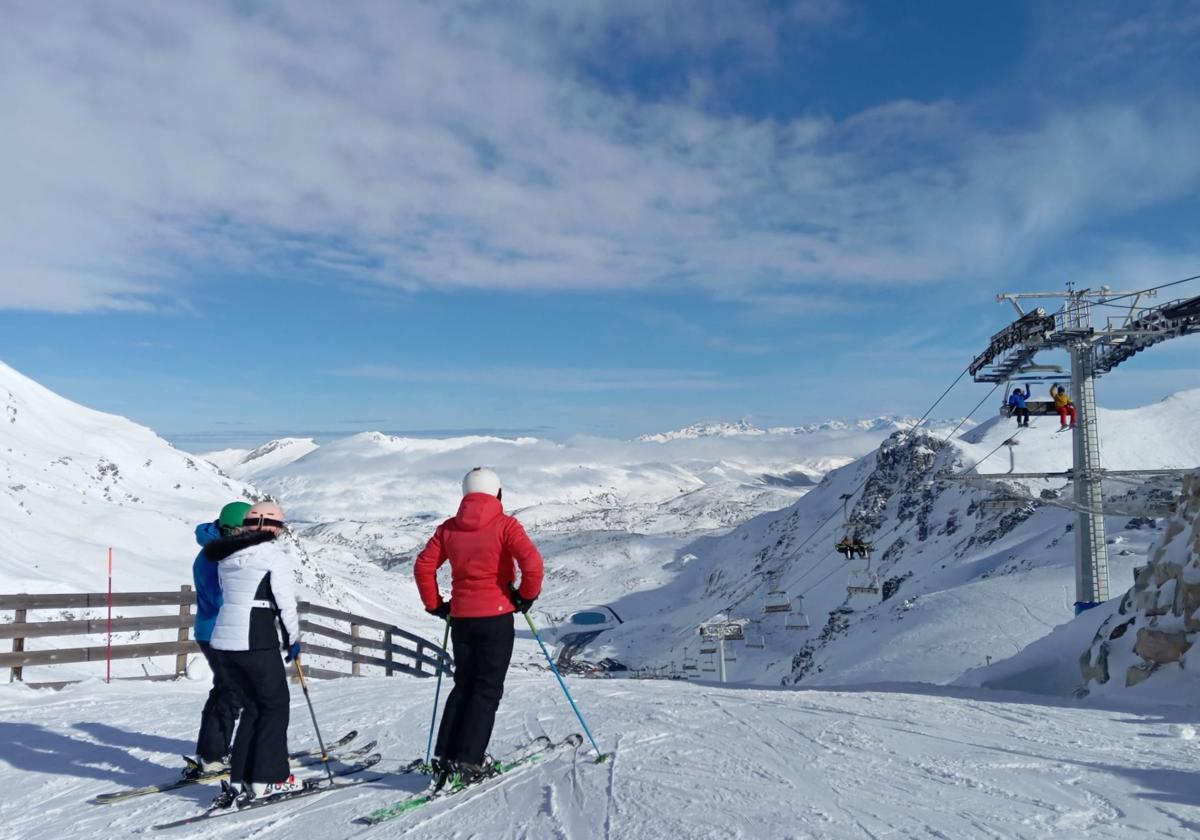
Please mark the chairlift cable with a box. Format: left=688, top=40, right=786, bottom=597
left=965, top=424, right=1029, bottom=472
left=766, top=363, right=981, bottom=591
left=941, top=382, right=1002, bottom=444
left=1089, top=272, right=1200, bottom=307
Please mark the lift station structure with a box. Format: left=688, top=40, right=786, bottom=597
left=962, top=284, right=1200, bottom=613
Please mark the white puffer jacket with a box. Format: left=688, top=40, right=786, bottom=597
left=209, top=537, right=302, bottom=652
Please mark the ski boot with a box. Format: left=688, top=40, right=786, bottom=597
left=429, top=756, right=455, bottom=791
left=450, top=756, right=499, bottom=789
left=182, top=754, right=227, bottom=781
left=210, top=780, right=240, bottom=810
left=237, top=775, right=306, bottom=807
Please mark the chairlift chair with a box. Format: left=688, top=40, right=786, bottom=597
left=744, top=623, right=766, bottom=649
left=785, top=596, right=810, bottom=630
left=847, top=568, right=881, bottom=597
left=1000, top=379, right=1061, bottom=419
left=763, top=578, right=793, bottom=614
left=980, top=496, right=1031, bottom=512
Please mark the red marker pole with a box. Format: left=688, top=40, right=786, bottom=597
left=106, top=548, right=113, bottom=684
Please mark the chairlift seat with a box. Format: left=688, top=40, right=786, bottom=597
left=1001, top=400, right=1057, bottom=417
left=785, top=611, right=809, bottom=630
left=763, top=589, right=793, bottom=614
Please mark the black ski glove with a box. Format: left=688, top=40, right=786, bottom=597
left=509, top=588, right=536, bottom=614
left=427, top=601, right=451, bottom=621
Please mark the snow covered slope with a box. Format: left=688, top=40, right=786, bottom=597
left=0, top=360, right=259, bottom=595
left=585, top=393, right=1200, bottom=688
left=202, top=420, right=927, bottom=663
left=969, top=466, right=1200, bottom=703
left=0, top=361, right=360, bottom=681
left=203, top=438, right=319, bottom=479
left=3, top=672, right=1199, bottom=839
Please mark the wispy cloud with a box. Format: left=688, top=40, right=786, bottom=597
left=336, top=363, right=732, bottom=392
left=0, top=2, right=1197, bottom=313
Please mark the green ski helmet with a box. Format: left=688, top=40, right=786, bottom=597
left=218, top=501, right=253, bottom=535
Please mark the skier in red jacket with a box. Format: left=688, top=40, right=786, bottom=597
left=414, top=467, right=544, bottom=785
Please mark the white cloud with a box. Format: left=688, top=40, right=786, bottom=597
left=0, top=1, right=1197, bottom=313
left=336, top=363, right=732, bottom=392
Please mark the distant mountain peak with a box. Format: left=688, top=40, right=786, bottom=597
left=640, top=416, right=972, bottom=442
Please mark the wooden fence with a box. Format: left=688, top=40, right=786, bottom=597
left=0, top=588, right=451, bottom=687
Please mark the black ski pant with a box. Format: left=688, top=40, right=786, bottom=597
left=220, top=648, right=290, bottom=785
left=435, top=613, right=515, bottom=766
left=196, top=641, right=242, bottom=762
left=1013, top=407, right=1030, bottom=426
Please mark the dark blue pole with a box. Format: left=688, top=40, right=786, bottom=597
left=425, top=619, right=451, bottom=767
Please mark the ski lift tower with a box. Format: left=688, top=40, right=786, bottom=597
left=699, top=618, right=744, bottom=684
left=964, top=284, right=1200, bottom=613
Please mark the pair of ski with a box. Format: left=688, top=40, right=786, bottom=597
left=95, top=729, right=371, bottom=804
left=151, top=751, right=383, bottom=831
left=356, top=733, right=583, bottom=825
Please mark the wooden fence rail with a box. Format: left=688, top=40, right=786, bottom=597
left=1, top=588, right=451, bottom=687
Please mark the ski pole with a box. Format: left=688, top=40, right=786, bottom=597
left=524, top=612, right=607, bottom=763
left=424, top=618, right=451, bottom=768
left=293, top=657, right=335, bottom=784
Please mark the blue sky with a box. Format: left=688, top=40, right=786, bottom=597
left=1, top=1, right=1198, bottom=448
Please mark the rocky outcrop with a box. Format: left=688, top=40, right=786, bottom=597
left=1079, top=471, right=1200, bottom=693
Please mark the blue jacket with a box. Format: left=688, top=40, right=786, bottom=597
left=192, top=522, right=223, bottom=642
left=1007, top=387, right=1030, bottom=410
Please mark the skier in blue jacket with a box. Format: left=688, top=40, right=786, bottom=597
left=1007, top=386, right=1031, bottom=428
left=184, top=501, right=251, bottom=779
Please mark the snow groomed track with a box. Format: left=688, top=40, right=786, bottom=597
left=2, top=672, right=1199, bottom=838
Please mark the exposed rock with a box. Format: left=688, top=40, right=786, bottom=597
left=1133, top=627, right=1191, bottom=663
left=1080, top=471, right=1200, bottom=694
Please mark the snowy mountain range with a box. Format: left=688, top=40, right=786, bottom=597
left=5, top=355, right=1200, bottom=705
left=638, top=415, right=972, bottom=442
left=576, top=392, right=1200, bottom=690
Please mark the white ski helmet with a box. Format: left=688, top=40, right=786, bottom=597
left=462, top=467, right=501, bottom=497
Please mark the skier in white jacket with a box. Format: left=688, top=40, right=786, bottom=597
left=207, top=500, right=304, bottom=807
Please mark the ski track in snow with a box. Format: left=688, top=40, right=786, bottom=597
left=3, top=675, right=1200, bottom=839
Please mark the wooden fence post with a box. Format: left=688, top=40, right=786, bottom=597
left=350, top=622, right=361, bottom=677
left=175, top=585, right=192, bottom=678
left=384, top=629, right=394, bottom=677
left=10, top=607, right=25, bottom=683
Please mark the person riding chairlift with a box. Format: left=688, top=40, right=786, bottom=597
left=1007, top=386, right=1031, bottom=428
left=1050, top=384, right=1077, bottom=430
left=836, top=535, right=870, bottom=559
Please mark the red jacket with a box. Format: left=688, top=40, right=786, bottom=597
left=414, top=493, right=544, bottom=618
